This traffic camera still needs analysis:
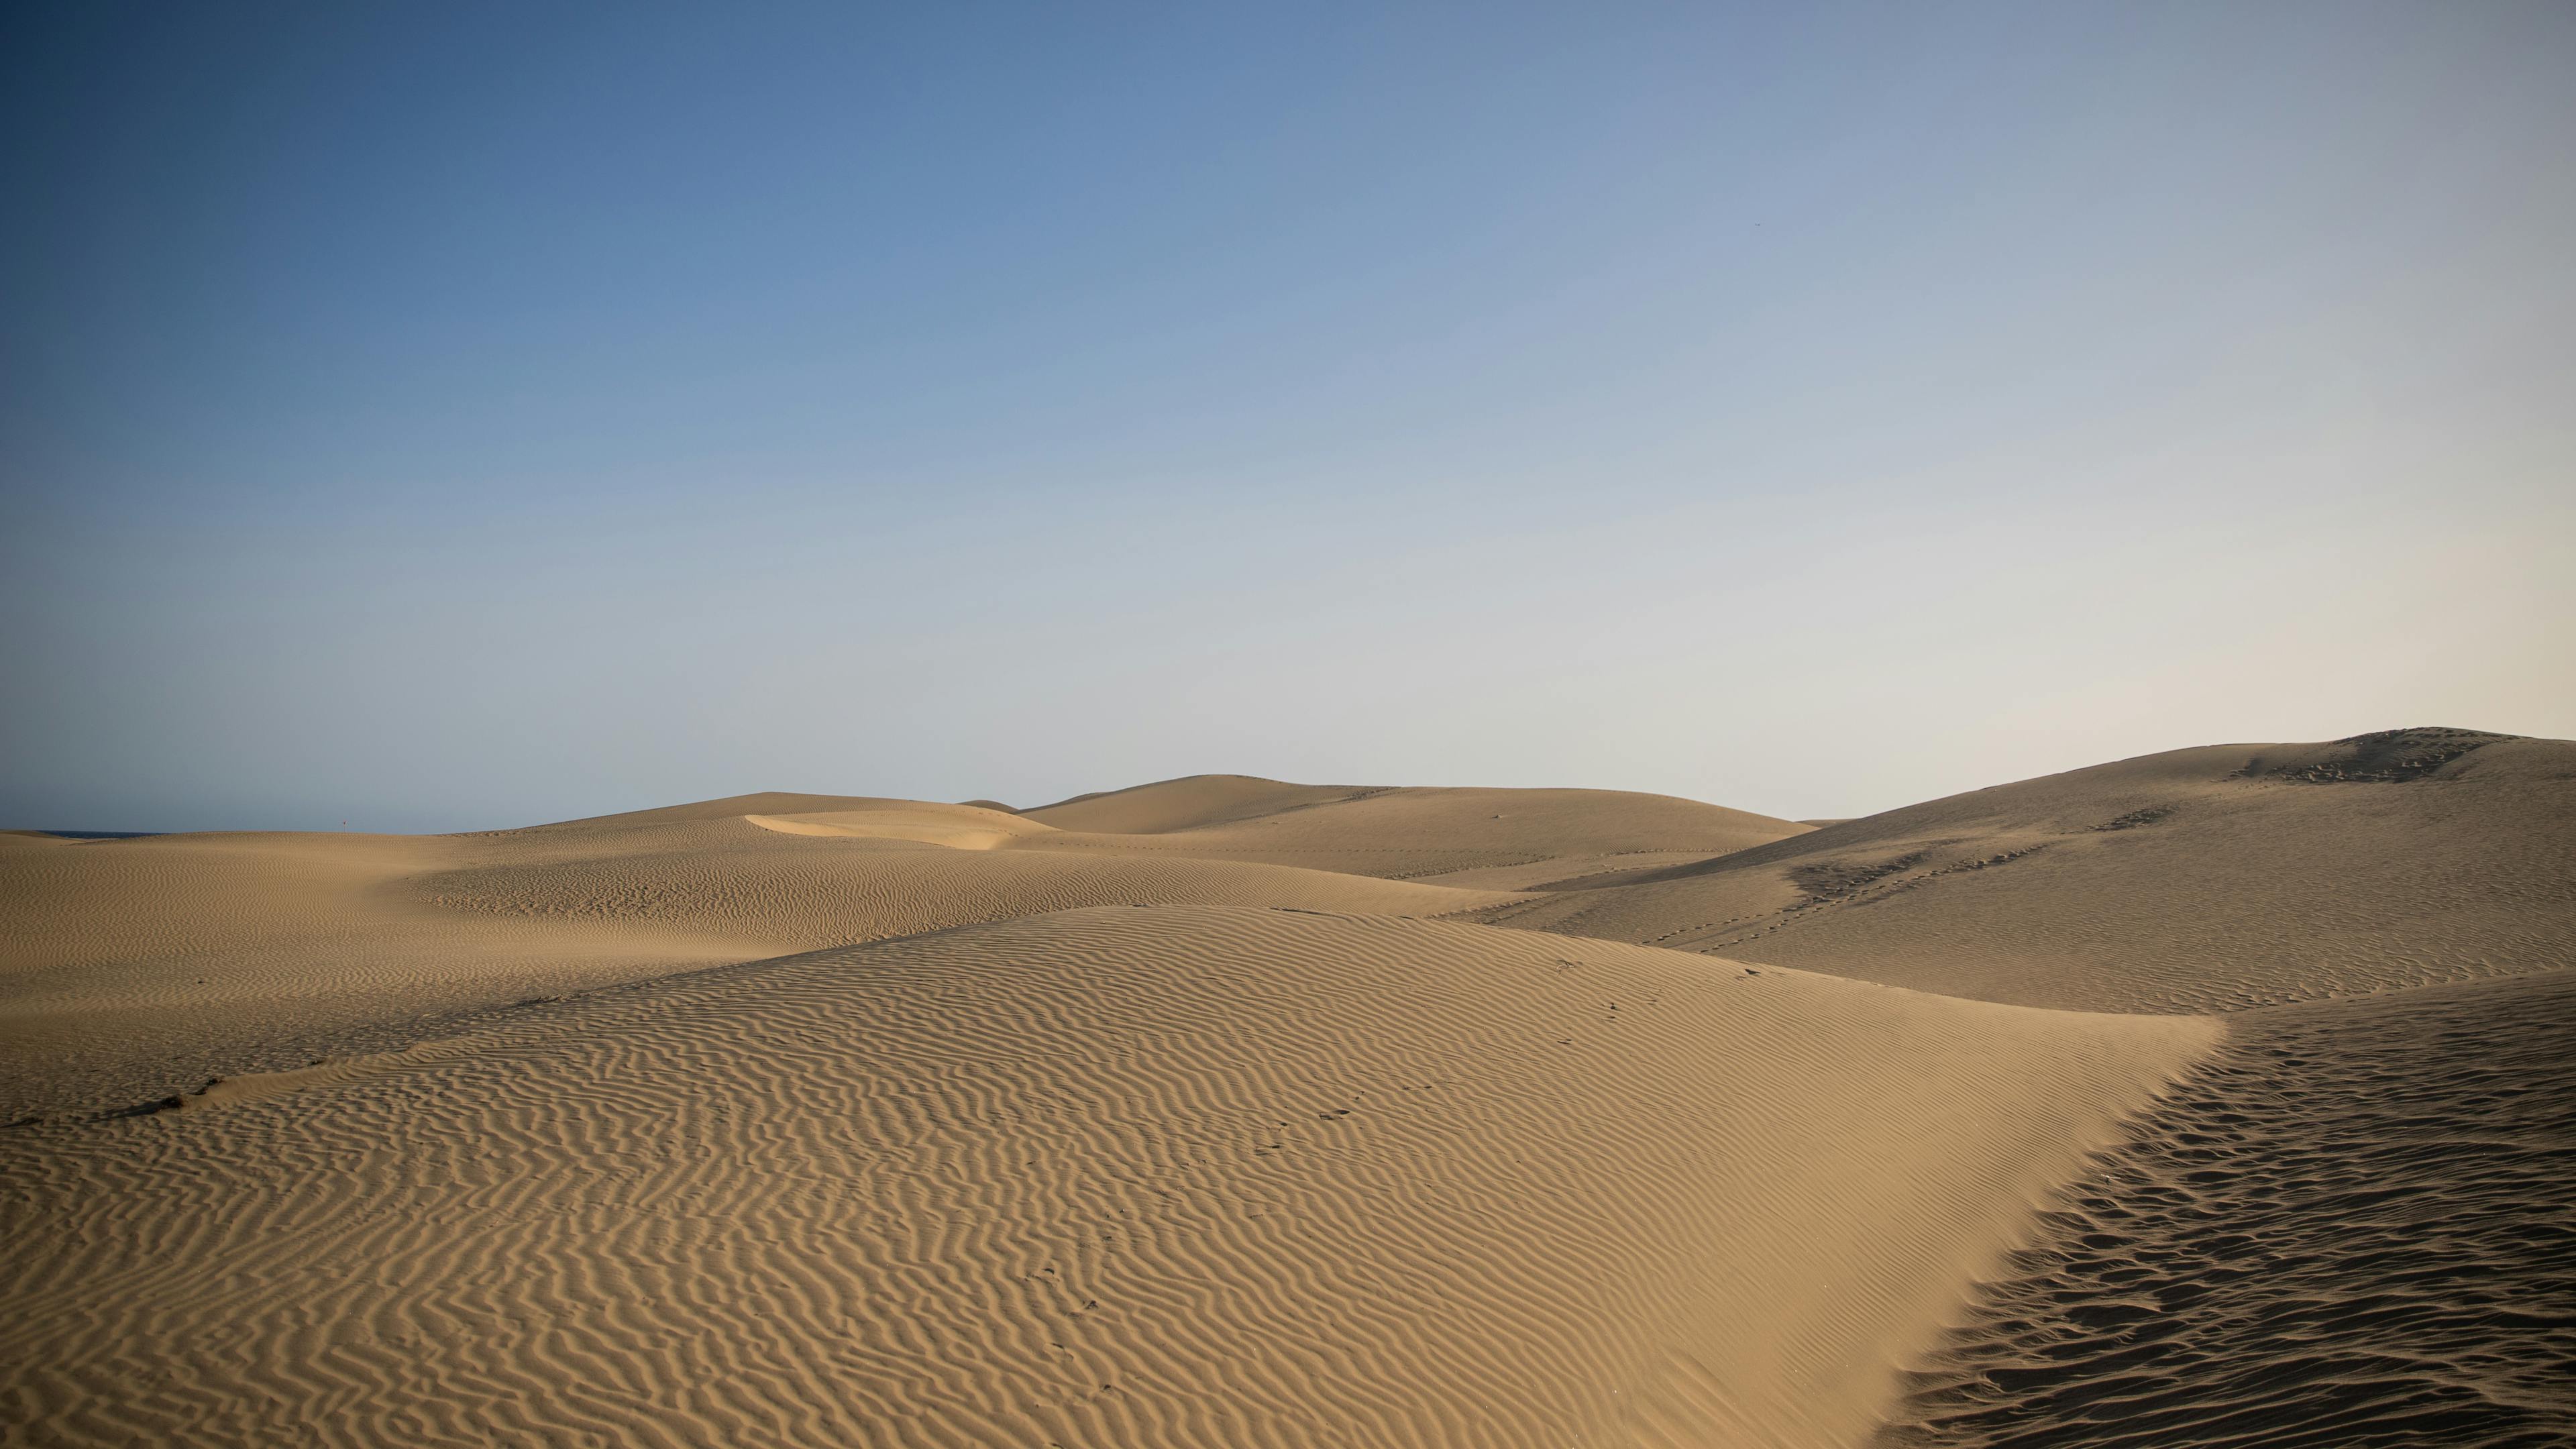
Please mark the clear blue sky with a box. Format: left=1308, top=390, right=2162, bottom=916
left=4, top=2, right=2571, bottom=831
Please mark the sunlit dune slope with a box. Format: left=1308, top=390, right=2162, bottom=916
left=0, top=810, right=1512, bottom=1118
left=744, top=804, right=1055, bottom=849
left=1026, top=774, right=1810, bottom=880
left=1474, top=728, right=2576, bottom=1012
left=0, top=907, right=2214, bottom=1449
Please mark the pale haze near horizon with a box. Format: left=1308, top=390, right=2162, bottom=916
left=2, top=2, right=2569, bottom=834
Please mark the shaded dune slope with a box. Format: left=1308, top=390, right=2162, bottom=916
left=1880, top=969, right=2576, bottom=1448
left=1474, top=730, right=2575, bottom=1013
left=0, top=908, right=2212, bottom=1449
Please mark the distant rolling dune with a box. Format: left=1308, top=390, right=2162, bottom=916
left=1024, top=775, right=1811, bottom=880
left=1475, top=729, right=2576, bottom=1012
left=0, top=808, right=1513, bottom=1119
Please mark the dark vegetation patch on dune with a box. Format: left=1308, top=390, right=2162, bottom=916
left=2239, top=726, right=2512, bottom=786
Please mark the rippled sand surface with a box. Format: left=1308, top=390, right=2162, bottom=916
left=5, top=740, right=2569, bottom=1447
left=1881, top=969, right=2576, bottom=1448
left=0, top=908, right=2207, bottom=1448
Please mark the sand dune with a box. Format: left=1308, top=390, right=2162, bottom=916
left=0, top=809, right=1513, bottom=1119
left=2, top=734, right=2567, bottom=1447
left=1022, top=775, right=1368, bottom=834
left=522, top=791, right=956, bottom=829
left=1475, top=729, right=2576, bottom=1012
left=1881, top=969, right=2576, bottom=1447
left=1026, top=775, right=1811, bottom=881
left=3, top=775, right=1807, bottom=1122
left=0, top=908, right=2211, bottom=1448
left=0, top=827, right=765, bottom=1119
left=743, top=805, right=1056, bottom=849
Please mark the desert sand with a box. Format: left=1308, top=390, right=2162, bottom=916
left=1474, top=728, right=2573, bottom=1012
left=1, top=730, right=2569, bottom=1446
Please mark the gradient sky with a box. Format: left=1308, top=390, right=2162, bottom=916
left=4, top=2, right=2571, bottom=833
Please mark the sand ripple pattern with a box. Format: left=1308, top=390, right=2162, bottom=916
left=0, top=908, right=2205, bottom=1449
left=1879, top=969, right=2576, bottom=1448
